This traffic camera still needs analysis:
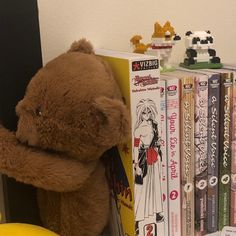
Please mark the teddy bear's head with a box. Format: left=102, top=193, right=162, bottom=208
left=15, top=39, right=130, bottom=161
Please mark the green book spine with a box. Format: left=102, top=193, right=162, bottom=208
left=218, top=72, right=233, bottom=230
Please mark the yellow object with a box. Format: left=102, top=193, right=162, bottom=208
left=163, top=21, right=175, bottom=37
left=152, top=22, right=165, bottom=38
left=152, top=21, right=175, bottom=38
left=133, top=43, right=147, bottom=54
left=130, top=35, right=142, bottom=45
left=0, top=223, right=59, bottom=236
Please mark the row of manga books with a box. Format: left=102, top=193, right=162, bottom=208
left=96, top=48, right=236, bottom=236
left=161, top=65, right=236, bottom=236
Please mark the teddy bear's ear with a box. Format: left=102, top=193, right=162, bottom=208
left=93, top=96, right=131, bottom=147
left=67, top=38, right=94, bottom=54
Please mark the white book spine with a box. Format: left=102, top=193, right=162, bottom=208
left=130, top=58, right=165, bottom=236
left=165, top=78, right=181, bottom=236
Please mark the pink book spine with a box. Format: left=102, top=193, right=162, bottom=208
left=160, top=79, right=169, bottom=236
left=165, top=78, right=181, bottom=236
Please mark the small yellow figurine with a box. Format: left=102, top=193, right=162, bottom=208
left=130, top=21, right=181, bottom=71
left=130, top=35, right=148, bottom=54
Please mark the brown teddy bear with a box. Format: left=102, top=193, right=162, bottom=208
left=0, top=39, right=130, bottom=236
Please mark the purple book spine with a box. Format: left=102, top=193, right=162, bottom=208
left=207, top=73, right=220, bottom=233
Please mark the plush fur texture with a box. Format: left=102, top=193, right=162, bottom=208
left=0, top=39, right=130, bottom=236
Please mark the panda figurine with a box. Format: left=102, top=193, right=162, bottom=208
left=180, top=30, right=223, bottom=69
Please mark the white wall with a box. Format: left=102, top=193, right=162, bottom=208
left=38, top=0, right=236, bottom=65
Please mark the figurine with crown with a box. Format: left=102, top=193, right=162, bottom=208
left=130, top=21, right=181, bottom=72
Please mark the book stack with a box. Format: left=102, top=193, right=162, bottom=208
left=96, top=48, right=236, bottom=236
left=163, top=67, right=235, bottom=236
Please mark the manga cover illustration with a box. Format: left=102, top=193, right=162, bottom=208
left=133, top=98, right=164, bottom=235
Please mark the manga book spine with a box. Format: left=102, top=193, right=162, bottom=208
left=159, top=79, right=169, bottom=236
left=129, top=58, right=163, bottom=236
left=218, top=72, right=233, bottom=230
left=207, top=74, right=220, bottom=233
left=165, top=78, right=181, bottom=236
left=180, top=77, right=195, bottom=236
left=97, top=53, right=161, bottom=236
left=194, top=75, right=208, bottom=236
left=231, top=71, right=236, bottom=226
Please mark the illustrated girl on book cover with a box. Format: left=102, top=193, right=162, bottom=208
left=133, top=98, right=164, bottom=235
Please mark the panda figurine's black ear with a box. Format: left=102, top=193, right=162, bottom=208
left=186, top=31, right=193, bottom=36
left=206, top=30, right=211, bottom=34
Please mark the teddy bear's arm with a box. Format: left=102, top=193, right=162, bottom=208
left=0, top=126, right=97, bottom=192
